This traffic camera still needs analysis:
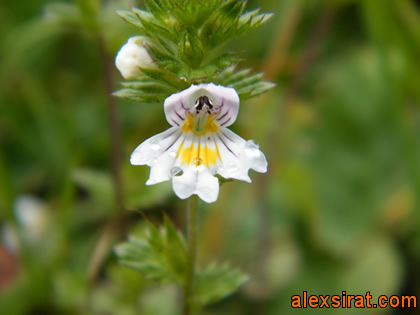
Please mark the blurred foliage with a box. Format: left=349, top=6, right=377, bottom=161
left=0, top=0, right=419, bottom=314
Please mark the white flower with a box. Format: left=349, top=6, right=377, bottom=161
left=130, top=83, right=268, bottom=203
left=115, top=36, right=156, bottom=80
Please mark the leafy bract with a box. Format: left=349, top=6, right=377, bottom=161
left=114, top=216, right=248, bottom=309
left=114, top=216, right=187, bottom=284
left=114, top=0, right=274, bottom=104
left=192, top=263, right=248, bottom=309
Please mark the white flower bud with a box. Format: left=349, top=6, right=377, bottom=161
left=115, top=36, right=156, bottom=80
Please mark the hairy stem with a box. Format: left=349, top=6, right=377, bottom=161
left=183, top=195, right=200, bottom=315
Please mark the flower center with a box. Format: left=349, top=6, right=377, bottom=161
left=181, top=96, right=218, bottom=135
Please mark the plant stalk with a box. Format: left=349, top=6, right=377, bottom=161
left=183, top=195, right=200, bottom=315
left=87, top=34, right=124, bottom=288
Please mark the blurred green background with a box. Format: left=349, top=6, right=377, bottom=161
left=0, top=0, right=419, bottom=314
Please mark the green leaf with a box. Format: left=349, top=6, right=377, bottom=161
left=235, top=81, right=277, bottom=100
left=115, top=9, right=143, bottom=28
left=214, top=67, right=252, bottom=86
left=192, top=263, right=248, bottom=308
left=112, top=88, right=164, bottom=103
left=213, top=66, right=276, bottom=99
left=238, top=10, right=274, bottom=29
left=144, top=0, right=169, bottom=22
left=131, top=7, right=155, bottom=23
left=120, top=78, right=176, bottom=94
left=114, top=216, right=188, bottom=284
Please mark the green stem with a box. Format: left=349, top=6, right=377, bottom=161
left=183, top=195, right=200, bottom=315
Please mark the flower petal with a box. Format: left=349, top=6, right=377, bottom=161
left=130, top=127, right=181, bottom=166
left=146, top=150, right=176, bottom=185
left=172, top=166, right=219, bottom=203
left=164, top=83, right=239, bottom=128
left=215, top=128, right=267, bottom=182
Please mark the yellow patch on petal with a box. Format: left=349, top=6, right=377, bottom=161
left=204, top=115, right=218, bottom=133
left=181, top=113, right=218, bottom=135
left=180, top=142, right=217, bottom=167
left=181, top=113, right=194, bottom=133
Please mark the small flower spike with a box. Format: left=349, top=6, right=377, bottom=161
left=115, top=36, right=156, bottom=80
left=130, top=83, right=268, bottom=203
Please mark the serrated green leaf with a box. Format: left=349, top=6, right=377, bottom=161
left=114, top=217, right=188, bottom=284
left=230, top=72, right=264, bottom=90
left=131, top=7, right=155, bottom=23
left=235, top=81, right=276, bottom=100
left=192, top=263, right=248, bottom=308
left=238, top=11, right=274, bottom=29
left=120, top=78, right=175, bottom=94
left=114, top=217, right=247, bottom=309
left=238, top=8, right=261, bottom=24
left=254, top=13, right=274, bottom=27
left=137, top=15, right=177, bottom=42
left=115, top=9, right=143, bottom=28
left=144, top=0, right=168, bottom=22
left=219, top=0, right=246, bottom=20
left=214, top=67, right=253, bottom=86
left=148, top=46, right=177, bottom=63
left=112, top=88, right=164, bottom=103
left=212, top=66, right=275, bottom=99
left=135, top=67, right=167, bottom=82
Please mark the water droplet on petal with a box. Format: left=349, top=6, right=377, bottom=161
left=168, top=150, right=176, bottom=158
left=245, top=140, right=262, bottom=159
left=246, top=139, right=259, bottom=149
left=170, top=167, right=183, bottom=177
left=149, top=139, right=161, bottom=151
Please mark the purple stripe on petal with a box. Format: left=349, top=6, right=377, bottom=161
left=163, top=129, right=179, bottom=140
left=165, top=132, right=183, bottom=151
left=171, top=119, right=180, bottom=126
left=220, top=117, right=231, bottom=127
left=217, top=134, right=237, bottom=158
left=175, top=110, right=184, bottom=121
left=220, top=130, right=233, bottom=142
left=217, top=109, right=229, bottom=121
left=181, top=99, right=189, bottom=111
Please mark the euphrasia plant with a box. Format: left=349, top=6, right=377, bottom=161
left=113, top=0, right=274, bottom=313
left=114, top=0, right=274, bottom=102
